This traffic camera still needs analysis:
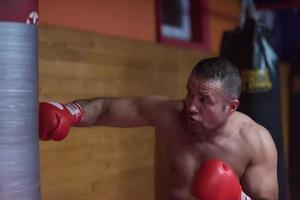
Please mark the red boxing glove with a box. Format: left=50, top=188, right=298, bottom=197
left=39, top=102, right=83, bottom=141
left=192, top=159, right=251, bottom=200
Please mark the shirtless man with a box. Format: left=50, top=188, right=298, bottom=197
left=39, top=57, right=278, bottom=200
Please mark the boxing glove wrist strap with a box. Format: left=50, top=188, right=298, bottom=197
left=64, top=102, right=84, bottom=124
left=241, top=191, right=251, bottom=200
left=48, top=102, right=84, bottom=124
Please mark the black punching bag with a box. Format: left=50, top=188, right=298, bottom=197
left=220, top=1, right=289, bottom=199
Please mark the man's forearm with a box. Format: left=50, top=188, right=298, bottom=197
left=73, top=97, right=114, bottom=126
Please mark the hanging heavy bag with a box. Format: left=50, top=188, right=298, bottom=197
left=220, top=1, right=289, bottom=199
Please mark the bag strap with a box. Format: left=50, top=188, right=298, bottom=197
left=240, top=0, right=258, bottom=27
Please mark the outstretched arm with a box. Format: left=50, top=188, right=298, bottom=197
left=74, top=95, right=171, bottom=127
left=39, top=95, right=172, bottom=141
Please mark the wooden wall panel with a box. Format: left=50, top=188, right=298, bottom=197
left=39, top=25, right=211, bottom=200
left=279, top=63, right=290, bottom=167
left=207, top=0, right=240, bottom=53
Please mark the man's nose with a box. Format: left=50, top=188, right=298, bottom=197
left=186, top=99, right=199, bottom=114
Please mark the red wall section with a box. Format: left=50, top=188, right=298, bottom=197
left=40, top=0, right=240, bottom=53
left=39, top=0, right=156, bottom=42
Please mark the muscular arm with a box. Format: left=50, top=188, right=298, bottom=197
left=241, top=128, right=279, bottom=200
left=74, top=95, right=172, bottom=127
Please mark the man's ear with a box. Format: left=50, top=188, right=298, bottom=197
left=226, top=99, right=239, bottom=116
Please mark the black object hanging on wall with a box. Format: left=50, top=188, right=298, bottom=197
left=289, top=64, right=300, bottom=200
left=220, top=1, right=289, bottom=199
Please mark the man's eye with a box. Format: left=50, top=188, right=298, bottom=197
left=200, top=97, right=207, bottom=103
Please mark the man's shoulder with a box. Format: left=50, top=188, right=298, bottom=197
left=235, top=112, right=276, bottom=160
left=235, top=111, right=269, bottom=136
left=140, top=95, right=184, bottom=125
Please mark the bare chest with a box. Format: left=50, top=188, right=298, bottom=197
left=155, top=127, right=250, bottom=199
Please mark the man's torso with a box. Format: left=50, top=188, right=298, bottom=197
left=153, top=101, right=255, bottom=200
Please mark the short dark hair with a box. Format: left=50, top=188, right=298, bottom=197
left=191, top=57, right=241, bottom=99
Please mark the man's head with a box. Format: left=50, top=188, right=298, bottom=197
left=191, top=57, right=242, bottom=99
left=184, top=57, right=241, bottom=134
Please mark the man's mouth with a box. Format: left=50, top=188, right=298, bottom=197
left=186, top=115, right=200, bottom=123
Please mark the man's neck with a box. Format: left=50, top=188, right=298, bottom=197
left=193, top=115, right=234, bottom=143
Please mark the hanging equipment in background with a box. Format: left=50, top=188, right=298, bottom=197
left=220, top=0, right=289, bottom=199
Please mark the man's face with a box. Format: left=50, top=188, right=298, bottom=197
left=184, top=74, right=230, bottom=133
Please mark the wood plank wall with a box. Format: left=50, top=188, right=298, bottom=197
left=39, top=25, right=211, bottom=200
